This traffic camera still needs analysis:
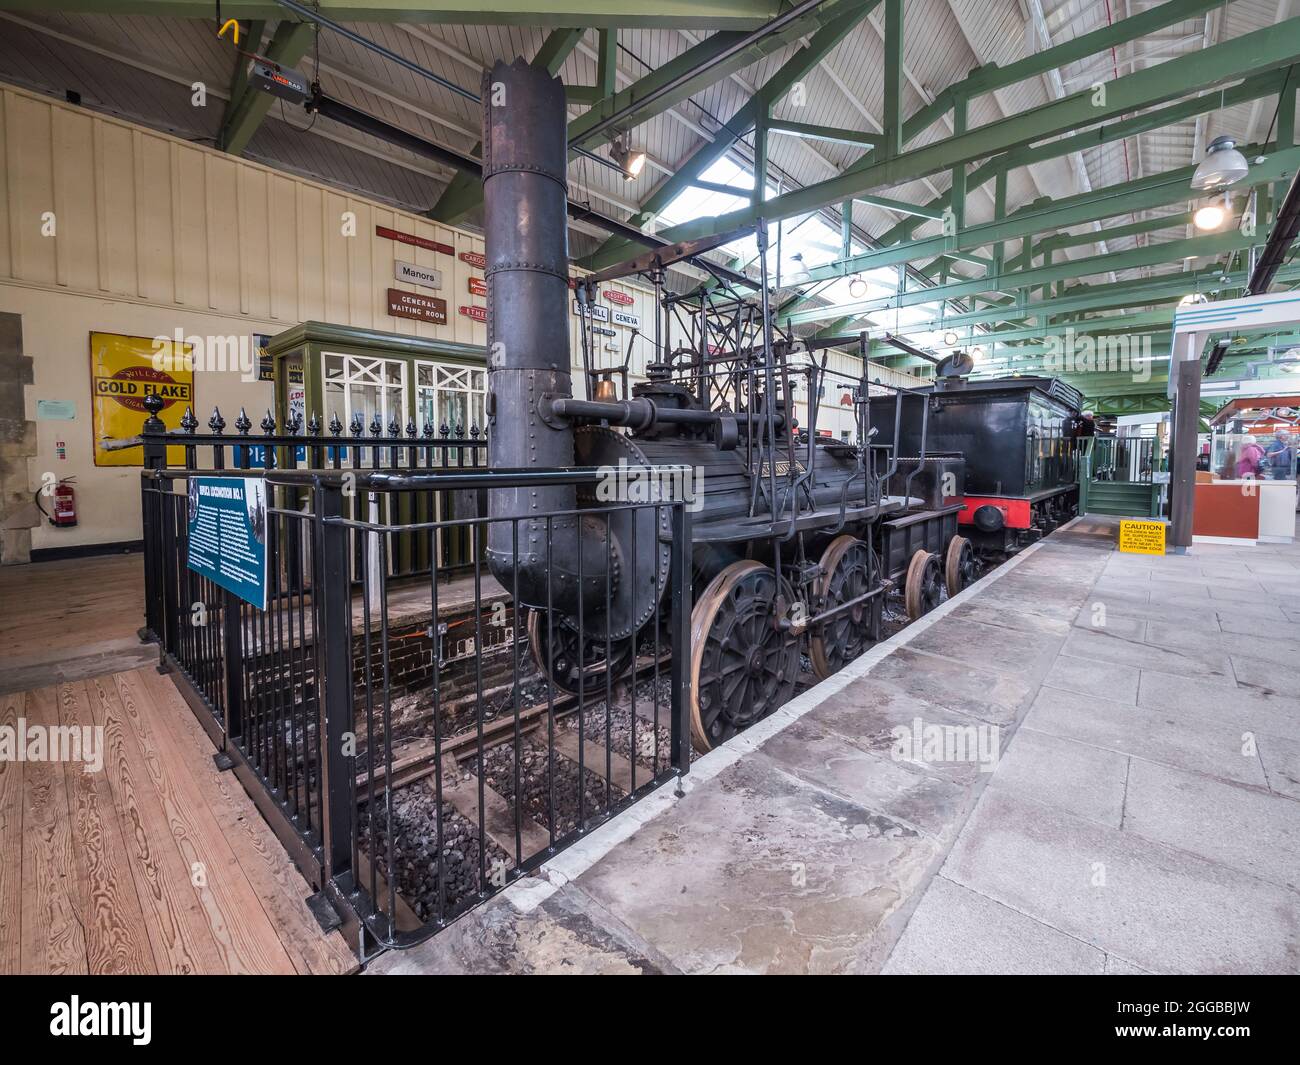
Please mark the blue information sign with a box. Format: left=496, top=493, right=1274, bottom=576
left=186, top=476, right=269, bottom=609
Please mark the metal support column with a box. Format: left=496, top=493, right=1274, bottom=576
left=669, top=502, right=693, bottom=780
left=1169, top=336, right=1202, bottom=551
left=315, top=480, right=355, bottom=883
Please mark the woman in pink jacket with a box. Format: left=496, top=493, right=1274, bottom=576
left=1236, top=435, right=1266, bottom=478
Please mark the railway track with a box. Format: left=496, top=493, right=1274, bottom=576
left=356, top=652, right=675, bottom=795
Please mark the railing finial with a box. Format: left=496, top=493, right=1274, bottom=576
left=261, top=409, right=277, bottom=434
left=235, top=407, right=252, bottom=435
left=209, top=406, right=226, bottom=433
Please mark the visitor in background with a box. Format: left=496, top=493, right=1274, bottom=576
left=1236, top=435, right=1266, bottom=478
left=1264, top=430, right=1294, bottom=480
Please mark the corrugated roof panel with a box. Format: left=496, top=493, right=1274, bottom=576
left=1, top=2, right=1294, bottom=295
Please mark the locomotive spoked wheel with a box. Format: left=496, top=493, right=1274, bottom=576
left=689, top=561, right=800, bottom=753
left=904, top=549, right=943, bottom=621
left=943, top=535, right=977, bottom=598
left=809, top=535, right=880, bottom=680
left=526, top=610, right=635, bottom=698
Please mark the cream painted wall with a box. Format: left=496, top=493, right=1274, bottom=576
left=0, top=83, right=670, bottom=552
left=1, top=83, right=918, bottom=554
left=3, top=283, right=280, bottom=550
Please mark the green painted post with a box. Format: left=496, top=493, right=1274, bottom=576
left=883, top=0, right=903, bottom=158
left=992, top=169, right=1007, bottom=274
left=597, top=28, right=617, bottom=97
left=950, top=94, right=967, bottom=234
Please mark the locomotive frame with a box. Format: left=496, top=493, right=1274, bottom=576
left=480, top=58, right=979, bottom=755
left=553, top=220, right=974, bottom=751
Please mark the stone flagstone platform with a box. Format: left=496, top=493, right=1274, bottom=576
left=370, top=516, right=1300, bottom=975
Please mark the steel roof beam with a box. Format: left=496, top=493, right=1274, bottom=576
left=219, top=18, right=315, bottom=155
left=811, top=144, right=1299, bottom=281
left=783, top=229, right=1272, bottom=327
left=428, top=25, right=582, bottom=222
left=578, top=2, right=875, bottom=266
left=767, top=120, right=883, bottom=148
left=1, top=0, right=786, bottom=30
left=658, top=18, right=1300, bottom=243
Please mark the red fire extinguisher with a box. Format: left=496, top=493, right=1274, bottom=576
left=36, top=477, right=78, bottom=528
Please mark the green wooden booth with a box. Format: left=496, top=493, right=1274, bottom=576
left=265, top=322, right=489, bottom=577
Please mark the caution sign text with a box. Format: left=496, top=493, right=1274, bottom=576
left=1118, top=519, right=1166, bottom=556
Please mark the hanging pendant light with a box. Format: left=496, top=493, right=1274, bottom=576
left=1191, top=136, right=1249, bottom=191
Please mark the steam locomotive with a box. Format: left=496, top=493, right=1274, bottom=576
left=480, top=58, right=1084, bottom=754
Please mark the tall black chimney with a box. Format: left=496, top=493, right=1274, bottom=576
left=483, top=58, right=607, bottom=612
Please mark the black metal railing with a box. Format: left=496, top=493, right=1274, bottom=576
left=140, top=461, right=693, bottom=957
left=125, top=398, right=489, bottom=606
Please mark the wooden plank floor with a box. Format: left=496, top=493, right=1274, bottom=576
left=0, top=668, right=357, bottom=975
left=0, top=552, right=499, bottom=694
left=0, top=554, right=157, bottom=694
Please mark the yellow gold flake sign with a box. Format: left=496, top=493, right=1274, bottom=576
left=90, top=332, right=194, bottom=467
left=1118, top=519, right=1166, bottom=556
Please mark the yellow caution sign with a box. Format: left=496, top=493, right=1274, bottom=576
left=1118, top=519, right=1166, bottom=556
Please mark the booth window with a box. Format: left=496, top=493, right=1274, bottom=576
left=322, top=352, right=407, bottom=432
left=415, top=361, right=487, bottom=437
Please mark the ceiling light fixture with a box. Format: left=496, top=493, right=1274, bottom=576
left=610, top=134, right=646, bottom=181
left=848, top=275, right=868, bottom=299
left=942, top=329, right=960, bottom=346
left=1193, top=192, right=1231, bottom=231
left=1179, top=292, right=1208, bottom=306
left=1191, top=135, right=1249, bottom=191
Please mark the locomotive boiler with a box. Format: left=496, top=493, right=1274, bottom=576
left=483, top=58, right=974, bottom=752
